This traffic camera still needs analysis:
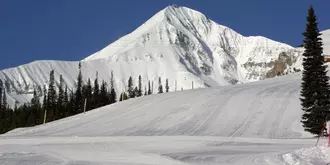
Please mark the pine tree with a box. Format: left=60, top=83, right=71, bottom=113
left=47, top=70, right=57, bottom=122
left=64, top=85, right=69, bottom=117
left=300, top=6, right=330, bottom=135
left=75, top=62, right=83, bottom=114
left=119, top=92, right=128, bottom=101
left=137, top=75, right=142, bottom=97
left=158, top=77, right=163, bottom=94
left=110, top=71, right=115, bottom=90
left=119, top=92, right=123, bottom=101
left=85, top=78, right=93, bottom=111
left=31, top=88, right=41, bottom=124
left=109, top=71, right=117, bottom=104
left=2, top=88, right=7, bottom=110
left=128, top=76, right=135, bottom=98
left=26, top=108, right=36, bottom=127
left=144, top=86, right=147, bottom=96
left=42, top=85, right=47, bottom=123
left=165, top=78, right=169, bottom=93
left=64, top=86, right=69, bottom=105
left=100, top=81, right=109, bottom=106
left=148, top=80, right=152, bottom=95
left=57, top=75, right=65, bottom=119
left=134, top=87, right=139, bottom=97
left=92, top=72, right=100, bottom=109
left=68, top=91, right=75, bottom=116
left=109, top=87, right=117, bottom=104
left=123, top=92, right=128, bottom=100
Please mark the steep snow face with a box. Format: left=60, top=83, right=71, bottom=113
left=322, top=29, right=330, bottom=55
left=84, top=5, right=296, bottom=82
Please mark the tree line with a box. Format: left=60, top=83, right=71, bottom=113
left=0, top=62, right=170, bottom=134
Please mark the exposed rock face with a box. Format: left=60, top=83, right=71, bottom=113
left=266, top=51, right=299, bottom=78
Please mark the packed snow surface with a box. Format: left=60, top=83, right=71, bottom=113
left=0, top=136, right=329, bottom=165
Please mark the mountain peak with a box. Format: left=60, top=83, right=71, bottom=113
left=161, top=5, right=209, bottom=23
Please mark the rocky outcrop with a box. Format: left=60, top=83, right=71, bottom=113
left=266, top=52, right=299, bottom=78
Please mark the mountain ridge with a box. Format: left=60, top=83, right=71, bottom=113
left=0, top=5, right=328, bottom=106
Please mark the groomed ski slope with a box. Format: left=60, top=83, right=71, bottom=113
left=5, top=73, right=307, bottom=138
left=0, top=136, right=329, bottom=165
left=2, top=73, right=330, bottom=165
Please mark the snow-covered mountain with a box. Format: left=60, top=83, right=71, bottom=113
left=322, top=29, right=330, bottom=55
left=0, top=5, right=328, bottom=106
left=83, top=5, right=297, bottom=82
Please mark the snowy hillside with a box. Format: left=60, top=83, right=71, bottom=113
left=3, top=70, right=330, bottom=164
left=0, top=5, right=328, bottom=106
left=5, top=72, right=307, bottom=138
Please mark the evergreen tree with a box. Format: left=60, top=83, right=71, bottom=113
left=300, top=6, right=330, bottom=135
left=137, top=75, right=142, bottom=97
left=144, top=86, right=147, bottom=96
left=14, top=102, right=18, bottom=111
left=134, top=87, right=139, bottom=97
left=109, top=71, right=117, bottom=104
left=92, top=72, right=100, bottom=109
left=75, top=62, right=83, bottom=114
left=64, top=86, right=69, bottom=105
left=85, top=78, right=93, bottom=111
left=148, top=80, right=152, bottom=95
left=128, top=76, right=135, bottom=98
left=110, top=71, right=115, bottom=90
left=158, top=77, right=163, bottom=94
left=26, top=109, right=36, bottom=127
left=64, top=85, right=69, bottom=117
left=68, top=91, right=75, bottom=116
left=2, top=88, right=7, bottom=110
left=42, top=85, right=47, bottom=123
left=47, top=70, right=57, bottom=122
left=57, top=75, right=65, bottom=119
left=119, top=92, right=128, bottom=101
left=109, top=87, right=117, bottom=104
left=165, top=78, right=169, bottom=93
left=119, top=92, right=123, bottom=101
left=100, top=81, right=109, bottom=106
left=31, top=88, right=41, bottom=124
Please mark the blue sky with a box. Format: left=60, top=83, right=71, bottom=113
left=0, top=0, right=329, bottom=69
